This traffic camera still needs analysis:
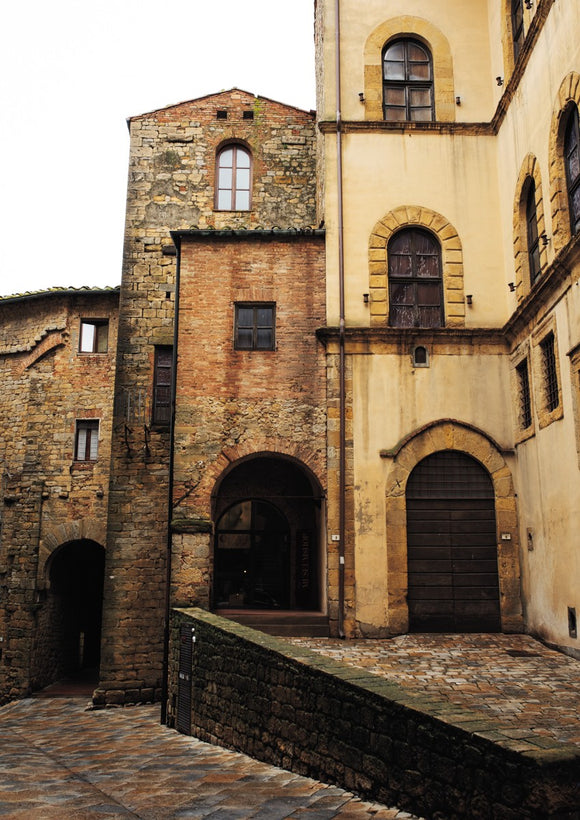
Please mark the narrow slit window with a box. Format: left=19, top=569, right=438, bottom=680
left=516, top=359, right=532, bottom=429
left=526, top=180, right=541, bottom=286
left=152, top=347, right=173, bottom=426
left=511, top=0, right=525, bottom=61
left=541, top=333, right=559, bottom=412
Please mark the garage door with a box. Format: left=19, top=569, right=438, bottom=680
left=406, top=450, right=501, bottom=632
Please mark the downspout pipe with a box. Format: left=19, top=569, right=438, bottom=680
left=335, top=0, right=346, bottom=638
left=160, top=238, right=181, bottom=725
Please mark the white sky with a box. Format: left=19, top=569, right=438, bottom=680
left=0, top=0, right=316, bottom=297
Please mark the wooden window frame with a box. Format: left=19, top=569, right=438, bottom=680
left=75, top=420, right=99, bottom=462
left=564, top=106, right=580, bottom=236
left=215, top=144, right=252, bottom=212
left=234, top=303, right=276, bottom=351
left=79, top=319, right=109, bottom=353
left=382, top=38, right=434, bottom=123
left=152, top=346, right=173, bottom=427
left=388, top=228, right=444, bottom=328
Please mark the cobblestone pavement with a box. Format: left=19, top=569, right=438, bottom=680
left=0, top=697, right=422, bottom=820
left=291, top=633, right=580, bottom=754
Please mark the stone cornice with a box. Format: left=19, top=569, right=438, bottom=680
left=316, top=326, right=508, bottom=352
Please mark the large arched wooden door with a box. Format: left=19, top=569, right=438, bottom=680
left=406, top=451, right=501, bottom=632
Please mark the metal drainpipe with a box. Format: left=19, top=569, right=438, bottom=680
left=335, top=0, right=346, bottom=639
left=161, top=239, right=181, bottom=725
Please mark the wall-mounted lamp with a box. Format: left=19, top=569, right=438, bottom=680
left=358, top=92, right=365, bottom=103
left=455, top=96, right=461, bottom=106
left=541, top=233, right=550, bottom=246
left=508, top=282, right=516, bottom=292
left=363, top=293, right=370, bottom=304
left=525, top=0, right=533, bottom=9
left=496, top=76, right=504, bottom=87
left=466, top=294, right=473, bottom=306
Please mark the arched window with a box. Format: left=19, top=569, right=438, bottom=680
left=382, top=39, right=434, bottom=122
left=564, top=106, right=580, bottom=235
left=511, top=0, right=525, bottom=61
left=215, top=144, right=251, bottom=211
left=388, top=228, right=443, bottom=328
left=525, top=179, right=541, bottom=285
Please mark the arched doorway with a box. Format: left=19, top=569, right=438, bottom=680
left=406, top=451, right=501, bottom=632
left=37, top=539, right=105, bottom=686
left=213, top=456, right=322, bottom=611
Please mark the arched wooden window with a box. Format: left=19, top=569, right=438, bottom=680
left=525, top=179, right=541, bottom=285
left=382, top=39, right=434, bottom=122
left=511, top=0, right=525, bottom=61
left=388, top=228, right=443, bottom=327
left=564, top=106, right=580, bottom=235
left=216, top=144, right=251, bottom=211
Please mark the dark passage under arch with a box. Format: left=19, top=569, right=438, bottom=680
left=406, top=451, right=501, bottom=632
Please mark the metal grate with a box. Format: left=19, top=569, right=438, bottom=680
left=516, top=359, right=532, bottom=429
left=541, top=333, right=559, bottom=412
left=407, top=450, right=494, bottom=499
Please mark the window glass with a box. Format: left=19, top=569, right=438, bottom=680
left=75, top=420, right=99, bottom=461
left=565, top=107, right=580, bottom=234
left=152, top=347, right=173, bottom=425
left=216, top=145, right=252, bottom=211
left=80, top=320, right=108, bottom=353
left=388, top=229, right=443, bottom=328
left=234, top=303, right=275, bottom=350
left=526, top=180, right=541, bottom=285
left=383, top=39, right=434, bottom=122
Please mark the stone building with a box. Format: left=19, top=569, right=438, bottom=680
left=315, top=0, right=579, bottom=654
left=0, top=288, right=118, bottom=702
left=1, top=0, right=579, bottom=707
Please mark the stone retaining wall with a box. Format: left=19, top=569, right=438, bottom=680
left=170, top=608, right=580, bottom=820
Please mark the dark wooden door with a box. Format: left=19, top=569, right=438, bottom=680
left=406, top=451, right=501, bottom=632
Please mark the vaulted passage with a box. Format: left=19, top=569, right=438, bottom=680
left=406, top=451, right=501, bottom=632
left=33, top=539, right=105, bottom=690
left=213, top=457, right=322, bottom=613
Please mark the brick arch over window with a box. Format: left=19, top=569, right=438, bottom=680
left=549, top=72, right=580, bottom=253
left=382, top=420, right=523, bottom=635
left=512, top=154, right=548, bottom=302
left=369, top=206, right=465, bottom=327
left=363, top=17, right=455, bottom=122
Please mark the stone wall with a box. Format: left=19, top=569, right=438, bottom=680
left=99, top=89, right=321, bottom=703
left=0, top=288, right=118, bottom=703
left=170, top=609, right=580, bottom=820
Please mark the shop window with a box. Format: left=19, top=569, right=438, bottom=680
left=75, top=420, right=99, bottom=461
left=79, top=320, right=108, bottom=353
left=564, top=106, right=580, bottom=235
left=216, top=144, right=252, bottom=211
left=382, top=39, right=434, bottom=122
left=388, top=228, right=443, bottom=328
left=234, top=304, right=275, bottom=350
left=152, top=347, right=173, bottom=426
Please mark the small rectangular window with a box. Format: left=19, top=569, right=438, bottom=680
left=80, top=320, right=108, bottom=353
left=541, top=333, right=559, bottom=412
left=234, top=304, right=275, bottom=351
left=216, top=109, right=228, bottom=120
left=516, top=359, right=532, bottom=429
left=75, top=420, right=99, bottom=461
left=243, top=110, right=254, bottom=120
left=153, top=347, right=173, bottom=426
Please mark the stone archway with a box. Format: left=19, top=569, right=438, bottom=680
left=383, top=420, right=522, bottom=634
left=31, top=539, right=105, bottom=690
left=212, top=454, right=324, bottom=613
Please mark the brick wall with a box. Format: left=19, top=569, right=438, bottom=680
left=170, top=609, right=580, bottom=820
